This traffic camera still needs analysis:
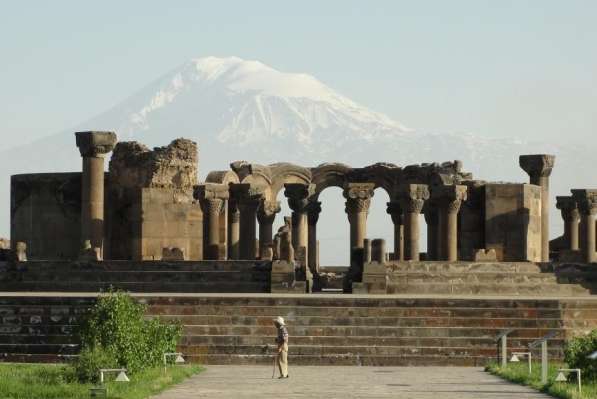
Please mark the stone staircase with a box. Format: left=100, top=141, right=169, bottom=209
left=0, top=261, right=270, bottom=293
left=385, top=262, right=597, bottom=296
left=3, top=294, right=595, bottom=366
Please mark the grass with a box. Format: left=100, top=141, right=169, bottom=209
left=0, top=363, right=203, bottom=399
left=486, top=361, right=597, bottom=399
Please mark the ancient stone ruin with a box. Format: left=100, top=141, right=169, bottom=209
left=3, top=130, right=597, bottom=368
left=6, top=131, right=597, bottom=294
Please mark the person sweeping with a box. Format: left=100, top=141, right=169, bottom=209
left=273, top=316, right=289, bottom=379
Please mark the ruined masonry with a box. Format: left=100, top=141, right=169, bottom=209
left=2, top=131, right=597, bottom=366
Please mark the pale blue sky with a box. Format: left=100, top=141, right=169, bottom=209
left=0, top=0, right=596, bottom=148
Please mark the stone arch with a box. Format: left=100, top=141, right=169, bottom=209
left=268, top=163, right=312, bottom=200
left=205, top=170, right=240, bottom=186
left=230, top=161, right=273, bottom=198
left=358, top=163, right=400, bottom=199
left=311, top=163, right=352, bottom=199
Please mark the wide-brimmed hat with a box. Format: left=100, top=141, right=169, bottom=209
left=273, top=316, right=285, bottom=326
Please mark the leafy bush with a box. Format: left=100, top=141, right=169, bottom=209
left=73, top=291, right=181, bottom=381
left=71, top=346, right=118, bottom=383
left=563, top=329, right=597, bottom=380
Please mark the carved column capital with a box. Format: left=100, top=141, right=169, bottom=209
left=519, top=154, right=556, bottom=178
left=229, top=183, right=265, bottom=211
left=194, top=183, right=229, bottom=216
left=75, top=131, right=117, bottom=158
left=284, top=183, right=315, bottom=213
left=556, top=196, right=580, bottom=222
left=397, top=184, right=429, bottom=214
left=343, top=183, right=375, bottom=214
left=386, top=201, right=403, bottom=225
left=571, top=189, right=597, bottom=215
left=257, top=200, right=281, bottom=224
left=306, top=201, right=322, bottom=225
left=431, top=184, right=468, bottom=214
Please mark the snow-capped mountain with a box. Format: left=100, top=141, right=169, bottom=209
left=0, top=56, right=594, bottom=263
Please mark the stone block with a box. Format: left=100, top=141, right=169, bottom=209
left=485, top=183, right=541, bottom=261
left=162, top=247, right=185, bottom=261
left=473, top=249, right=497, bottom=262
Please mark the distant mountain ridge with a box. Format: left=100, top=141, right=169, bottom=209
left=0, top=56, right=593, bottom=263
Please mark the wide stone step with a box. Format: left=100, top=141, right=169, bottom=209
left=0, top=334, right=78, bottom=345
left=178, top=334, right=566, bottom=348
left=387, top=283, right=592, bottom=296
left=12, top=260, right=270, bottom=273
left=146, top=305, right=567, bottom=319
left=390, top=272, right=562, bottom=284
left=0, top=353, right=77, bottom=363
left=15, top=270, right=266, bottom=283
left=181, top=325, right=566, bottom=339
left=0, top=324, right=77, bottom=335
left=0, top=281, right=268, bottom=293
left=387, top=262, right=547, bottom=274
left=0, top=343, right=79, bottom=355
left=157, top=314, right=565, bottom=329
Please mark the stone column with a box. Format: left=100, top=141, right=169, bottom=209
left=284, top=184, right=315, bottom=264
left=519, top=154, right=556, bottom=262
left=228, top=199, right=240, bottom=259
left=257, top=200, right=281, bottom=258
left=386, top=201, right=404, bottom=261
left=398, top=184, right=429, bottom=261
left=423, top=205, right=439, bottom=261
left=307, top=201, right=322, bottom=274
left=230, top=183, right=264, bottom=260
left=556, top=196, right=580, bottom=251
left=194, top=183, right=229, bottom=260
left=75, top=131, right=117, bottom=257
left=571, top=189, right=597, bottom=263
left=343, top=183, right=375, bottom=252
left=432, top=185, right=468, bottom=261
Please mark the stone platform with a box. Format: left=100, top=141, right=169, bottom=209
left=0, top=260, right=271, bottom=293
left=1, top=293, right=596, bottom=366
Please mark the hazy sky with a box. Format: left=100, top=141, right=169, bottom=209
left=0, top=0, right=596, bottom=149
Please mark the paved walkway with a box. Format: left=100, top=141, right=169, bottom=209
left=150, top=366, right=552, bottom=399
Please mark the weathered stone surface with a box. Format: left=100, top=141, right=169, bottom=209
left=109, top=138, right=198, bottom=189
left=11, top=173, right=82, bottom=260
left=473, top=248, right=497, bottom=262
left=2, top=294, right=596, bottom=367
left=485, top=183, right=541, bottom=262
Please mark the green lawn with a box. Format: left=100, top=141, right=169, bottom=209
left=0, top=363, right=203, bottom=399
left=486, top=362, right=597, bottom=399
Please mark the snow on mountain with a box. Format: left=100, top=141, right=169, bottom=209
left=0, top=56, right=594, bottom=263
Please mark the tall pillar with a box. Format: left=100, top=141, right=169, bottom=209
left=431, top=185, right=468, bottom=261
left=519, top=154, right=555, bottom=262
left=386, top=201, right=404, bottom=261
left=228, top=199, right=240, bottom=259
left=230, top=183, right=264, bottom=260
left=423, top=205, right=439, bottom=260
left=194, top=183, right=229, bottom=260
left=284, top=184, right=315, bottom=265
left=75, top=131, right=117, bottom=257
left=571, top=189, right=597, bottom=263
left=398, top=184, right=429, bottom=261
left=556, top=196, right=580, bottom=251
left=343, top=183, right=375, bottom=252
left=307, top=201, right=322, bottom=274
left=257, top=200, right=281, bottom=258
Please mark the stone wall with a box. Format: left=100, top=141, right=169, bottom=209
left=2, top=294, right=596, bottom=365
left=485, top=183, right=542, bottom=261
left=107, top=138, right=202, bottom=260
left=10, top=173, right=85, bottom=260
